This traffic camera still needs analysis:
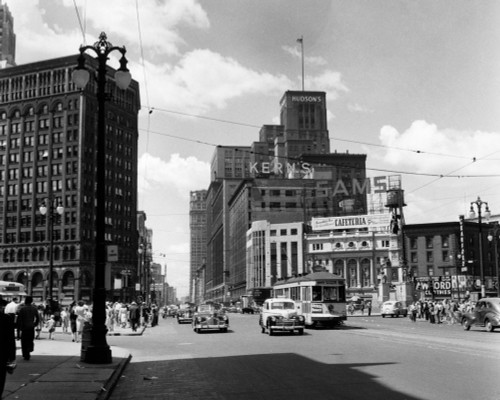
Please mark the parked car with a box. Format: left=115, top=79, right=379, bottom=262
left=381, top=301, right=408, bottom=318
left=259, top=298, right=305, bottom=336
left=192, top=304, right=229, bottom=333
left=176, top=308, right=194, bottom=324
left=461, top=297, right=500, bottom=332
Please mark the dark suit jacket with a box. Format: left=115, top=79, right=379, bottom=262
left=0, top=313, right=16, bottom=363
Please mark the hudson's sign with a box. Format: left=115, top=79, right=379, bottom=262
left=291, top=95, right=322, bottom=103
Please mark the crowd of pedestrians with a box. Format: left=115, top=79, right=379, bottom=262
left=105, top=301, right=160, bottom=332
left=407, top=299, right=474, bottom=324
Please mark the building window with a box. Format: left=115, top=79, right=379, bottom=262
left=410, top=237, right=417, bottom=249
left=426, top=236, right=433, bottom=249
left=442, top=250, right=449, bottom=262
left=441, top=235, right=449, bottom=248
left=270, top=230, right=276, bottom=237
left=291, top=229, right=297, bottom=235
left=427, top=266, right=434, bottom=276
left=411, top=252, right=417, bottom=263
left=280, top=229, right=287, bottom=236
left=426, top=251, right=433, bottom=263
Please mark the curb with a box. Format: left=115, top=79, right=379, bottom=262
left=107, top=326, right=146, bottom=336
left=96, top=354, right=132, bottom=400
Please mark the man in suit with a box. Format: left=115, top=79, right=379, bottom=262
left=17, top=296, right=39, bottom=360
left=0, top=297, right=17, bottom=397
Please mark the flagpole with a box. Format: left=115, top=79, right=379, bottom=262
left=297, top=36, right=304, bottom=91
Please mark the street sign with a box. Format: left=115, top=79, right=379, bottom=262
left=107, top=245, right=118, bottom=262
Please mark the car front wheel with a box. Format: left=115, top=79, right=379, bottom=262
left=485, top=320, right=495, bottom=332
left=462, top=318, right=471, bottom=331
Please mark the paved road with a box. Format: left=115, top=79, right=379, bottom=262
left=108, top=314, right=500, bottom=400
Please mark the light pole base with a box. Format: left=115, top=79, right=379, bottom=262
left=81, top=344, right=112, bottom=364
left=80, top=323, right=112, bottom=364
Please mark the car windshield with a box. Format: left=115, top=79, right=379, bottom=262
left=271, top=302, right=295, bottom=310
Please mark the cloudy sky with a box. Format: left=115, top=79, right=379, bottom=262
left=7, top=0, right=500, bottom=298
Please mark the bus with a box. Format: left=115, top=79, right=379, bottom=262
left=0, top=281, right=28, bottom=302
left=272, top=271, right=347, bottom=328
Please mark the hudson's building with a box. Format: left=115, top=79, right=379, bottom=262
left=202, top=90, right=368, bottom=304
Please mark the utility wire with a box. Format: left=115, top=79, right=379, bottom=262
left=72, top=0, right=86, bottom=44
left=138, top=127, right=500, bottom=179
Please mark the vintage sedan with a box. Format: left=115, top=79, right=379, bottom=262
left=176, top=308, right=194, bottom=324
left=192, top=304, right=229, bottom=333
left=381, top=301, right=408, bottom=318
left=461, top=297, right=500, bottom=332
left=259, top=298, right=305, bottom=336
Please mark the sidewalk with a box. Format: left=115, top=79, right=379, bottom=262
left=3, top=325, right=143, bottom=400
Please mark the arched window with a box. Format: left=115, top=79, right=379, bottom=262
left=334, top=259, right=344, bottom=277
left=361, top=258, right=371, bottom=287
left=2, top=272, right=14, bottom=281
left=62, top=246, right=69, bottom=261
left=62, top=271, right=75, bottom=287
left=32, top=272, right=44, bottom=288
left=347, top=259, right=357, bottom=288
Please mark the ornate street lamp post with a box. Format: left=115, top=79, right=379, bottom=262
left=39, top=199, right=64, bottom=308
left=469, top=196, right=491, bottom=299
left=72, top=32, right=131, bottom=364
left=487, top=223, right=500, bottom=297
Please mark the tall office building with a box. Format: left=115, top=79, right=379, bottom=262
left=189, top=190, right=207, bottom=303
left=0, top=0, right=15, bottom=67
left=0, top=54, right=141, bottom=305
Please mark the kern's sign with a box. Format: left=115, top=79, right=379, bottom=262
left=249, top=162, right=313, bottom=176
left=311, top=213, right=391, bottom=231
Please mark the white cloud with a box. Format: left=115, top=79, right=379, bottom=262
left=282, top=45, right=327, bottom=66
left=306, top=70, right=349, bottom=101
left=138, top=153, right=210, bottom=199
left=140, top=49, right=292, bottom=114
left=378, top=120, right=500, bottom=174
left=347, top=103, right=374, bottom=114
left=10, top=0, right=210, bottom=64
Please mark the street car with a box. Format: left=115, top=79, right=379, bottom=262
left=259, top=298, right=305, bottom=336
left=192, top=304, right=229, bottom=333
left=380, top=301, right=408, bottom=318
left=461, top=297, right=500, bottom=332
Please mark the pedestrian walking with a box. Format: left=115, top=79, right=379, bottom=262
left=35, top=305, right=44, bottom=339
left=46, top=315, right=56, bottom=340
left=73, top=301, right=86, bottom=343
left=17, top=296, right=40, bottom=361
left=5, top=297, right=20, bottom=339
left=0, top=297, right=17, bottom=398
left=60, top=307, right=69, bottom=333
left=128, top=302, right=140, bottom=332
left=366, top=301, right=372, bottom=316
left=69, top=302, right=78, bottom=342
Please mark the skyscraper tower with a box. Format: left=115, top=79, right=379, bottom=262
left=0, top=0, right=16, bottom=67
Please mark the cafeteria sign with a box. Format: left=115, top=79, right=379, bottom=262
left=311, top=213, right=391, bottom=231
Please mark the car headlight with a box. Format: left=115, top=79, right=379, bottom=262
left=297, top=315, right=305, bottom=322
left=270, top=316, right=276, bottom=322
